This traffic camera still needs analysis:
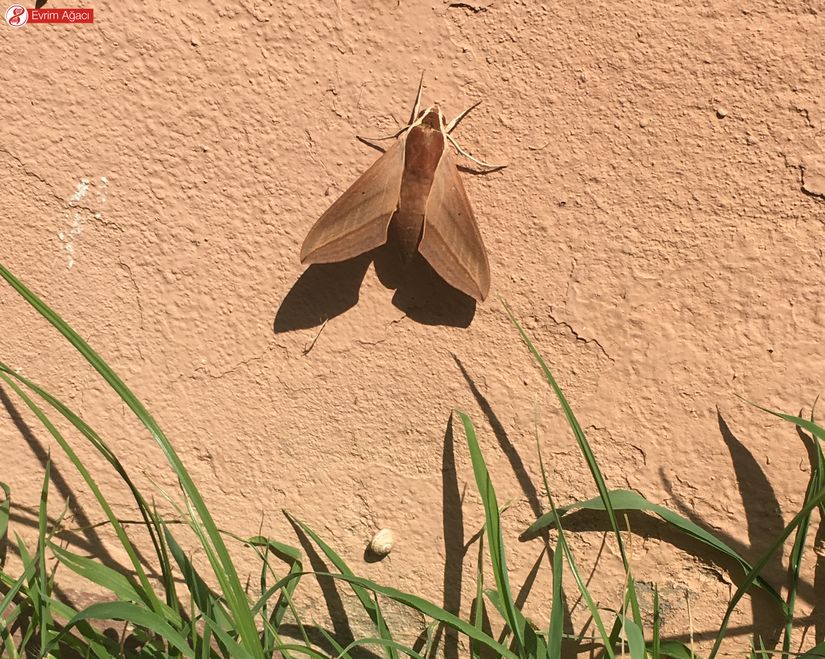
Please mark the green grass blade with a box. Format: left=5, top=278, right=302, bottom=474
left=799, top=641, right=825, bottom=658
left=470, top=533, right=485, bottom=659
left=783, top=477, right=819, bottom=649
left=504, top=302, right=645, bottom=630
left=44, top=600, right=194, bottom=657
left=503, top=302, right=630, bottom=569
left=327, top=573, right=517, bottom=659
left=284, top=512, right=396, bottom=658
left=318, top=627, right=350, bottom=658
left=524, top=488, right=784, bottom=607
left=456, top=411, right=525, bottom=655
left=37, top=459, right=53, bottom=654
left=548, top=538, right=564, bottom=658
left=0, top=263, right=262, bottom=657
left=164, top=524, right=232, bottom=632
left=484, top=589, right=547, bottom=657
left=201, top=615, right=255, bottom=659
left=0, top=482, right=9, bottom=569
left=0, top=369, right=168, bottom=616
left=244, top=535, right=303, bottom=630
left=49, top=542, right=148, bottom=605
left=0, top=554, right=37, bottom=627
left=621, top=616, right=645, bottom=659
left=336, top=637, right=426, bottom=659
left=652, top=585, right=661, bottom=658
left=269, top=570, right=518, bottom=659
left=649, top=640, right=698, bottom=659
left=783, top=407, right=825, bottom=656
left=707, top=482, right=825, bottom=658
left=534, top=412, right=614, bottom=658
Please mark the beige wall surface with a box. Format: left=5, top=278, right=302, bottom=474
left=1, top=0, right=824, bottom=654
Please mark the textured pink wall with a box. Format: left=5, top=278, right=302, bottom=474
left=1, top=0, right=824, bottom=653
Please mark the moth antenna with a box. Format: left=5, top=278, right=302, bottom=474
left=408, top=72, right=425, bottom=125
left=445, top=100, right=482, bottom=134
left=358, top=74, right=427, bottom=143
left=446, top=133, right=507, bottom=171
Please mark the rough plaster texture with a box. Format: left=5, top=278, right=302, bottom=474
left=1, top=0, right=824, bottom=654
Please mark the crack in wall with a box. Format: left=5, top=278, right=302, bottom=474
left=117, top=258, right=145, bottom=361
left=548, top=309, right=613, bottom=362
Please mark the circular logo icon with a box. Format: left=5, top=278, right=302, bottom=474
left=5, top=4, right=28, bottom=27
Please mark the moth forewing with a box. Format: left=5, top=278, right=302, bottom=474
left=419, top=143, right=490, bottom=301
left=300, top=137, right=406, bottom=264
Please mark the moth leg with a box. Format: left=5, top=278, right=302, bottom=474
left=445, top=100, right=481, bottom=134
left=357, top=125, right=409, bottom=143
left=446, top=133, right=507, bottom=170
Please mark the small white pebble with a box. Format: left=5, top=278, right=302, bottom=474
left=369, top=529, right=394, bottom=558
left=716, top=107, right=728, bottom=119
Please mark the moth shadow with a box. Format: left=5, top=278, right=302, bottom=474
left=374, top=239, right=477, bottom=328
left=275, top=242, right=477, bottom=332
left=274, top=253, right=374, bottom=332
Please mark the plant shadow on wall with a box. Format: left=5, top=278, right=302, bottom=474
left=4, top=262, right=825, bottom=658
left=273, top=237, right=477, bottom=333
left=452, top=352, right=825, bottom=655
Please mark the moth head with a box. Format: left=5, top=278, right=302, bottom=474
left=414, top=106, right=446, bottom=131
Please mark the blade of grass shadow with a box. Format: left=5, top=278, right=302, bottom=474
left=284, top=512, right=397, bottom=659
left=0, top=262, right=262, bottom=657
left=503, top=302, right=642, bottom=628
left=455, top=411, right=526, bottom=655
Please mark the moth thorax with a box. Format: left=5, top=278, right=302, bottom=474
left=421, top=109, right=441, bottom=130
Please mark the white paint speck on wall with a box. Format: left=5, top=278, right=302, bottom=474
left=58, top=176, right=109, bottom=269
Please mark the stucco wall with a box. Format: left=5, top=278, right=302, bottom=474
left=1, top=0, right=824, bottom=654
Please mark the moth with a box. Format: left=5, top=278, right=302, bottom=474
left=300, top=78, right=500, bottom=301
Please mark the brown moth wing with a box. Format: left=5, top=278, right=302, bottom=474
left=418, top=148, right=490, bottom=301
left=300, top=138, right=406, bottom=264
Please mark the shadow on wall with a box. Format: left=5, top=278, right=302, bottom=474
left=0, top=387, right=170, bottom=587
left=661, top=410, right=825, bottom=650
left=273, top=242, right=477, bottom=333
